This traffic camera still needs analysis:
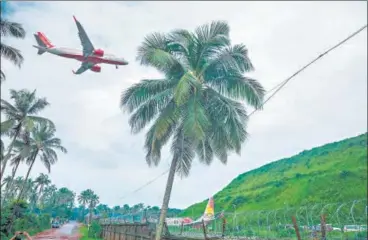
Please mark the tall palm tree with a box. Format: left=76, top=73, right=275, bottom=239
left=88, top=193, right=99, bottom=224
left=78, top=189, right=93, bottom=223
left=120, top=21, right=265, bottom=239
left=1, top=142, right=28, bottom=204
left=0, top=89, right=54, bottom=181
left=42, top=184, right=57, bottom=206
left=17, top=122, right=67, bottom=200
left=34, top=173, right=51, bottom=203
left=0, top=18, right=26, bottom=81
left=1, top=175, right=12, bottom=189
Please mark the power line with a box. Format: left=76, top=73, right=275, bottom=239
left=248, top=24, right=367, bottom=117
left=118, top=23, right=367, bottom=203
left=120, top=169, right=169, bottom=200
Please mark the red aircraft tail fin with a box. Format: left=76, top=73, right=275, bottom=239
left=37, top=32, right=54, bottom=48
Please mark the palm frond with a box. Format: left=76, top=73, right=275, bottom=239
left=0, top=70, right=5, bottom=82
left=27, top=98, right=50, bottom=115
left=203, top=44, right=254, bottom=77
left=195, top=137, right=214, bottom=165
left=173, top=71, right=200, bottom=106
left=0, top=19, right=26, bottom=38
left=205, top=88, right=248, bottom=154
left=207, top=73, right=266, bottom=109
left=120, top=79, right=175, bottom=113
left=128, top=89, right=173, bottom=134
left=144, top=107, right=178, bottom=167
left=1, top=119, right=16, bottom=136
left=26, top=116, right=55, bottom=130
left=181, top=95, right=210, bottom=141
left=194, top=21, right=231, bottom=71
left=171, top=125, right=195, bottom=178
left=1, top=98, right=18, bottom=115
left=137, top=32, right=185, bottom=76
left=0, top=43, right=24, bottom=67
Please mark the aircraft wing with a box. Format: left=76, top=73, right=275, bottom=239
left=73, top=62, right=95, bottom=75
left=73, top=16, right=95, bottom=56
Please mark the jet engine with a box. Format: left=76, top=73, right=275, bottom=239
left=91, top=65, right=101, bottom=72
left=93, top=49, right=104, bottom=57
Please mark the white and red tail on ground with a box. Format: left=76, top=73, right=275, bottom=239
left=33, top=32, right=54, bottom=55
left=202, top=197, right=215, bottom=221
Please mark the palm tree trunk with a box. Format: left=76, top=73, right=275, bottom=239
left=155, top=157, right=178, bottom=240
left=2, top=161, right=21, bottom=204
left=17, top=151, right=37, bottom=201
left=0, top=127, right=20, bottom=181
left=37, top=184, right=44, bottom=204
left=89, top=207, right=92, bottom=225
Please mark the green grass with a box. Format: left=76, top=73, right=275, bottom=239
left=79, top=225, right=102, bottom=240
left=180, top=133, right=367, bottom=219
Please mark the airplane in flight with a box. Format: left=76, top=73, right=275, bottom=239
left=33, top=16, right=128, bottom=75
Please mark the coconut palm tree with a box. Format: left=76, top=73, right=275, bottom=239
left=34, top=173, right=51, bottom=203
left=0, top=89, right=54, bottom=181
left=120, top=20, right=265, bottom=239
left=0, top=18, right=26, bottom=81
left=17, top=122, right=67, bottom=200
left=78, top=189, right=93, bottom=223
left=88, top=193, right=99, bottom=224
left=42, top=184, right=57, bottom=206
left=0, top=142, right=29, bottom=204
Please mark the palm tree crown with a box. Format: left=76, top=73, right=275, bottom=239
left=121, top=21, right=265, bottom=176
left=0, top=18, right=26, bottom=81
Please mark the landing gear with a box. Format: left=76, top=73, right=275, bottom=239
left=115, top=65, right=118, bottom=69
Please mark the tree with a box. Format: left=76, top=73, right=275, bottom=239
left=88, top=192, right=99, bottom=224
left=78, top=189, right=92, bottom=223
left=1, top=142, right=28, bottom=204
left=0, top=89, right=53, bottom=181
left=120, top=21, right=265, bottom=240
left=34, top=173, right=51, bottom=204
left=78, top=189, right=99, bottom=224
left=16, top=122, right=67, bottom=200
left=0, top=18, right=26, bottom=81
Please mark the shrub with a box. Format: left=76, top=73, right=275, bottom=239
left=88, top=221, right=102, bottom=238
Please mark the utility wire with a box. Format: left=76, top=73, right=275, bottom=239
left=120, top=169, right=169, bottom=200
left=248, top=24, right=367, bottom=117
left=118, top=23, right=367, bottom=202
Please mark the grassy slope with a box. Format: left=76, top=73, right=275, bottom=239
left=180, top=133, right=367, bottom=218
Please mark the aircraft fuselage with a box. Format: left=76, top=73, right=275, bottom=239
left=41, top=46, right=128, bottom=66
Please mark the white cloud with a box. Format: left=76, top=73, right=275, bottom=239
left=1, top=1, right=366, bottom=209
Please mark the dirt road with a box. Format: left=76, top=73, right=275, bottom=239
left=32, top=221, right=81, bottom=240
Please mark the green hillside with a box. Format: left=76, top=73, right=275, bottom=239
left=180, top=133, right=367, bottom=218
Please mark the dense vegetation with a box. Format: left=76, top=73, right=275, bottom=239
left=180, top=133, right=367, bottom=218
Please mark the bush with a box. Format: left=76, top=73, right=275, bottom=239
left=0, top=201, right=51, bottom=238
left=88, top=221, right=102, bottom=238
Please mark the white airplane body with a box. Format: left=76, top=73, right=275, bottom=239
left=33, top=16, right=128, bottom=75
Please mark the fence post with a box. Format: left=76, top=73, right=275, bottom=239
left=134, top=225, right=138, bottom=240
left=164, top=222, right=170, bottom=236
left=222, top=218, right=226, bottom=237
left=291, top=216, right=301, bottom=240
left=201, top=220, right=208, bottom=240
left=320, top=214, right=327, bottom=240
left=179, top=222, right=184, bottom=235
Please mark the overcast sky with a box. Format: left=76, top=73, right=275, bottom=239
left=1, top=1, right=367, bottom=209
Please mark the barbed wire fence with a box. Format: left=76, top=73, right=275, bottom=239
left=99, top=199, right=367, bottom=239
left=167, top=199, right=368, bottom=239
